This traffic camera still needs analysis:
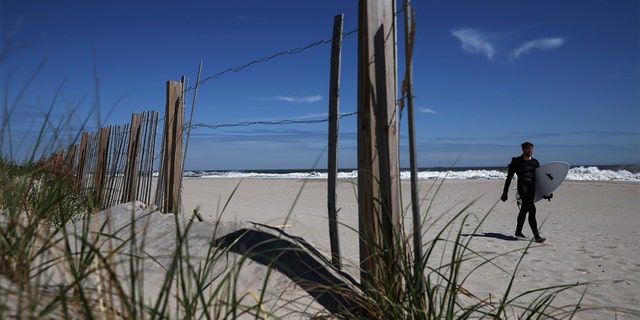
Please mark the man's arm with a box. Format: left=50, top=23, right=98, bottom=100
left=503, top=169, right=514, bottom=194
left=501, top=160, right=515, bottom=201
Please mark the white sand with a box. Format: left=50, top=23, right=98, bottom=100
left=9, top=179, right=636, bottom=318
left=180, top=178, right=640, bottom=318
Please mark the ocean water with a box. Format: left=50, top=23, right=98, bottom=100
left=183, top=165, right=640, bottom=182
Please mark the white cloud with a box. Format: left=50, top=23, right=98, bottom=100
left=512, top=37, right=564, bottom=59
left=452, top=28, right=564, bottom=62
left=275, top=95, right=322, bottom=103
left=452, top=28, right=496, bottom=60
left=419, top=107, right=438, bottom=114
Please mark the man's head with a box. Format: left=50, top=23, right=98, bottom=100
left=521, top=141, right=534, bottom=149
left=521, top=141, right=534, bottom=157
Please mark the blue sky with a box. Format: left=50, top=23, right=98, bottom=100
left=2, top=0, right=638, bottom=170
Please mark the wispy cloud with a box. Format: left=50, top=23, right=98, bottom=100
left=451, top=28, right=496, bottom=60
left=512, top=37, right=564, bottom=59
left=452, top=28, right=564, bottom=61
left=419, top=107, right=438, bottom=114
left=275, top=95, right=322, bottom=103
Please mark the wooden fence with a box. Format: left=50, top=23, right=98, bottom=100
left=54, top=80, right=186, bottom=213
left=66, top=110, right=160, bottom=210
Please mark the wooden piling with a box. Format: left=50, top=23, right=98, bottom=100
left=327, top=13, right=344, bottom=270
left=402, top=0, right=426, bottom=307
left=357, top=0, right=401, bottom=297
left=161, top=80, right=184, bottom=214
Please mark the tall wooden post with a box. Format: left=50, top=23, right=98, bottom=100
left=327, top=13, right=344, bottom=270
left=357, top=0, right=401, bottom=297
left=161, top=80, right=184, bottom=214
left=403, top=0, right=426, bottom=307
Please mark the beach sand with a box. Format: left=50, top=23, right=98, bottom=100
left=179, top=178, right=640, bottom=318
left=12, top=179, right=636, bottom=318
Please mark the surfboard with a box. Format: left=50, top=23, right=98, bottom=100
left=534, top=161, right=570, bottom=203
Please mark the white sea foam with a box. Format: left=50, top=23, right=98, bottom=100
left=565, top=166, right=640, bottom=181
left=185, top=166, right=639, bottom=182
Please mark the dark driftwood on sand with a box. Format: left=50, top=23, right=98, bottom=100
left=214, top=224, right=366, bottom=317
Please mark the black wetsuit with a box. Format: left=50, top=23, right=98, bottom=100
left=503, top=155, right=541, bottom=238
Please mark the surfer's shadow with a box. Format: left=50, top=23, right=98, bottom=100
left=461, top=232, right=520, bottom=241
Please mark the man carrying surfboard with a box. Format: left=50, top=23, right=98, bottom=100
left=501, top=142, right=547, bottom=243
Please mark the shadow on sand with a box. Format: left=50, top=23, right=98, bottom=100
left=214, top=223, right=366, bottom=317
left=461, top=232, right=521, bottom=241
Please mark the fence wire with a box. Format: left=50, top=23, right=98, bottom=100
left=187, top=111, right=357, bottom=130
left=187, top=5, right=411, bottom=92
left=187, top=29, right=358, bottom=91
left=47, top=9, right=412, bottom=210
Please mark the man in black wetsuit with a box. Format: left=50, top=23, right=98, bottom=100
left=501, top=142, right=547, bottom=243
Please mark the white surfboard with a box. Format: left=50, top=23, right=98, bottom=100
left=534, top=161, right=570, bottom=203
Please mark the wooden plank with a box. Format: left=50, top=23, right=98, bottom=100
left=173, top=81, right=185, bottom=213
left=327, top=13, right=344, bottom=270
left=65, top=144, right=77, bottom=178
left=75, top=132, right=88, bottom=190
left=357, top=0, right=400, bottom=297
left=122, top=113, right=143, bottom=203
left=162, top=80, right=184, bottom=213
left=94, top=127, right=110, bottom=208
left=374, top=22, right=402, bottom=295
left=142, top=111, right=159, bottom=205
left=357, top=0, right=380, bottom=289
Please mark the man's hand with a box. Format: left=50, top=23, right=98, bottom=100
left=543, top=193, right=554, bottom=201
left=501, top=192, right=508, bottom=202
